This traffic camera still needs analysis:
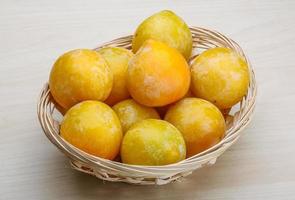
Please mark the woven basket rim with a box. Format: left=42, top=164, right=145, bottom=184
left=37, top=26, right=257, bottom=184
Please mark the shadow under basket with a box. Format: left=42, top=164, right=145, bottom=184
left=37, top=26, right=257, bottom=185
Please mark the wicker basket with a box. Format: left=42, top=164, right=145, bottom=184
left=37, top=26, right=257, bottom=185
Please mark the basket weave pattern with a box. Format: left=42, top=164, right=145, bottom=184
left=37, top=27, right=257, bottom=185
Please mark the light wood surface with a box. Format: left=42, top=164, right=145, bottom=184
left=1, top=0, right=295, bottom=199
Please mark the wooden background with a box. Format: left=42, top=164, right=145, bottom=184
left=1, top=0, right=295, bottom=199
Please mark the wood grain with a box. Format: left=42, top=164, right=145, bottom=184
left=1, top=0, right=295, bottom=199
